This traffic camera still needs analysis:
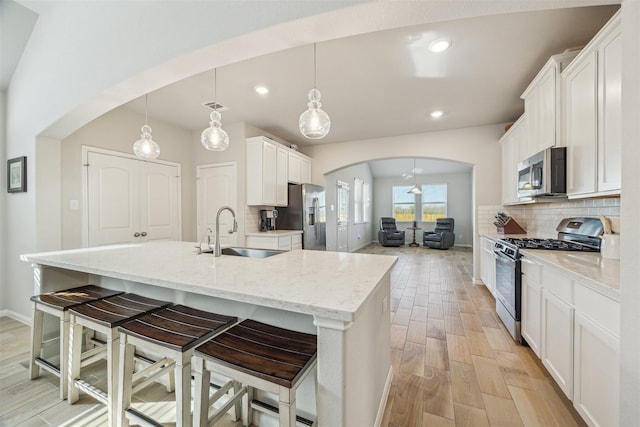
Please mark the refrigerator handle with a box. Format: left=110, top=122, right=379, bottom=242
left=312, top=197, right=318, bottom=240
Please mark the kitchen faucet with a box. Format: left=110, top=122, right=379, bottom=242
left=214, top=206, right=238, bottom=257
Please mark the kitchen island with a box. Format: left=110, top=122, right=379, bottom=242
left=21, top=241, right=397, bottom=427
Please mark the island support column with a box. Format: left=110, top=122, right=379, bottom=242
left=313, top=272, right=393, bottom=427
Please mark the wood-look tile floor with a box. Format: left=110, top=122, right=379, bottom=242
left=0, top=243, right=586, bottom=426
left=356, top=243, right=586, bottom=427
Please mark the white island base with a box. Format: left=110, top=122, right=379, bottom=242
left=22, top=242, right=397, bottom=427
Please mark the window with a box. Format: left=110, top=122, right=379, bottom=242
left=354, top=178, right=363, bottom=224
left=392, top=186, right=415, bottom=221
left=337, top=180, right=349, bottom=223
left=363, top=182, right=371, bottom=223
left=422, top=184, right=447, bottom=221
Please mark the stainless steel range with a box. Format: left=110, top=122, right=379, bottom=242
left=493, top=217, right=603, bottom=343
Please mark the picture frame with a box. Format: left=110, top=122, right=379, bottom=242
left=7, top=156, right=27, bottom=193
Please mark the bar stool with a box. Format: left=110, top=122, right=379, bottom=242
left=29, top=284, right=123, bottom=399
left=192, top=319, right=318, bottom=427
left=67, top=293, right=171, bottom=426
left=116, top=304, right=237, bottom=427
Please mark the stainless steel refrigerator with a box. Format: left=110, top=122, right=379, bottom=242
left=277, top=183, right=326, bottom=250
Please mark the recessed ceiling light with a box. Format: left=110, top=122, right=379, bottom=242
left=430, top=110, right=444, bottom=119
left=428, top=39, right=451, bottom=53
left=254, top=85, right=269, bottom=95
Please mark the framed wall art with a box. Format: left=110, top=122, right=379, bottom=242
left=7, top=156, right=27, bottom=193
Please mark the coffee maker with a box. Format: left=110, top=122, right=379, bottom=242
left=260, top=209, right=277, bottom=231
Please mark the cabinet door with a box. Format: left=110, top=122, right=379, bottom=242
left=300, top=157, right=311, bottom=184
left=87, top=152, right=140, bottom=246
left=276, top=146, right=288, bottom=206
left=573, top=312, right=619, bottom=427
left=522, top=96, right=537, bottom=160
left=597, top=28, right=622, bottom=193
left=541, top=289, right=574, bottom=399
left=564, top=53, right=597, bottom=196
left=288, top=152, right=301, bottom=183
left=139, top=161, right=181, bottom=242
left=537, top=67, right=556, bottom=153
left=521, top=274, right=541, bottom=357
left=262, top=142, right=277, bottom=206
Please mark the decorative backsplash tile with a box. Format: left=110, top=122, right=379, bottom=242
left=478, top=198, right=620, bottom=238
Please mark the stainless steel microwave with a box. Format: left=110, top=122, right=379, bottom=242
left=517, top=147, right=567, bottom=198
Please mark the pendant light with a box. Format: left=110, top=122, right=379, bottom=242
left=408, top=159, right=422, bottom=194
left=132, top=94, right=160, bottom=159
left=201, top=68, right=230, bottom=151
left=299, top=43, right=331, bottom=139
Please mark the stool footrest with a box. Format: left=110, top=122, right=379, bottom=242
left=208, top=379, right=234, bottom=407
left=132, top=358, right=175, bottom=394
left=125, top=407, right=164, bottom=427
left=34, top=357, right=60, bottom=376
left=251, top=399, right=315, bottom=427
left=74, top=379, right=108, bottom=405
left=209, top=385, right=247, bottom=426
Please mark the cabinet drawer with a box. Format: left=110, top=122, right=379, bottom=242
left=542, top=266, right=573, bottom=303
left=575, top=284, right=619, bottom=338
left=521, top=256, right=542, bottom=283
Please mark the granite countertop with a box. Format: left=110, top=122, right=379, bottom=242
left=245, top=230, right=303, bottom=237
left=481, top=233, right=620, bottom=300
left=21, top=241, right=397, bottom=322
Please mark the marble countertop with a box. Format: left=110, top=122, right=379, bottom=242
left=245, top=230, right=303, bottom=237
left=481, top=234, right=619, bottom=300
left=21, top=241, right=397, bottom=322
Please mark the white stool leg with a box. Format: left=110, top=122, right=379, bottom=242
left=67, top=316, right=83, bottom=404
left=117, top=336, right=135, bottom=427
left=243, top=385, right=254, bottom=427
left=106, top=330, right=121, bottom=427
left=59, top=311, right=70, bottom=400
left=29, top=304, right=44, bottom=380
left=175, top=351, right=192, bottom=427
left=278, top=387, right=296, bottom=427
left=231, top=380, right=242, bottom=421
left=192, top=356, right=211, bottom=427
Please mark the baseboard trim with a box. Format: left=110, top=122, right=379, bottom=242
left=0, top=309, right=30, bottom=325
left=472, top=277, right=484, bottom=285
left=374, top=365, right=394, bottom=427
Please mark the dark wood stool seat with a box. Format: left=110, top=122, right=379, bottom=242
left=29, top=284, right=123, bottom=400
left=193, top=319, right=318, bottom=427
left=116, top=305, right=238, bottom=426
left=67, top=293, right=171, bottom=426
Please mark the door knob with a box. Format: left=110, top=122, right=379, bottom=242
left=141, top=232, right=148, bottom=237
left=134, top=232, right=141, bottom=237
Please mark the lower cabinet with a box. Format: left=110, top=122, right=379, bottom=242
left=541, top=288, right=574, bottom=399
left=246, top=233, right=302, bottom=251
left=480, top=236, right=496, bottom=296
left=520, top=254, right=620, bottom=427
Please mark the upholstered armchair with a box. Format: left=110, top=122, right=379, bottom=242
left=378, top=217, right=405, bottom=247
left=423, top=218, right=455, bottom=249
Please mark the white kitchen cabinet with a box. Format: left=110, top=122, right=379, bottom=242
left=541, top=288, right=574, bottom=399
left=247, top=136, right=288, bottom=207
left=520, top=51, right=578, bottom=160
left=246, top=232, right=302, bottom=251
left=86, top=150, right=181, bottom=247
left=288, top=150, right=312, bottom=184
left=479, top=236, right=496, bottom=296
left=520, top=257, right=542, bottom=357
left=563, top=12, right=621, bottom=198
left=500, top=114, right=525, bottom=205
left=276, top=146, right=289, bottom=206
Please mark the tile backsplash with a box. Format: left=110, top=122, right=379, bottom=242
left=478, top=198, right=620, bottom=238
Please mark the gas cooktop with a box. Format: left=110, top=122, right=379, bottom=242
left=500, top=237, right=600, bottom=252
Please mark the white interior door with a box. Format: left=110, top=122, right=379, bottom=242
left=139, top=161, right=181, bottom=242
left=337, top=180, right=349, bottom=252
left=197, top=162, right=238, bottom=247
left=87, top=152, right=140, bottom=246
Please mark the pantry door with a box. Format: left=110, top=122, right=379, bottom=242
left=86, top=150, right=181, bottom=247
left=196, top=162, right=238, bottom=247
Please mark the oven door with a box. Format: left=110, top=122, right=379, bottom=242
left=494, top=250, right=522, bottom=343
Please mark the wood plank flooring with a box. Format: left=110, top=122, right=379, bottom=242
left=1, top=243, right=586, bottom=426
left=356, top=243, right=586, bottom=427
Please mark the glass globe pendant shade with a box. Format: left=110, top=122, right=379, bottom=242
left=299, top=88, right=331, bottom=139
left=201, top=110, right=229, bottom=151
left=132, top=124, right=160, bottom=159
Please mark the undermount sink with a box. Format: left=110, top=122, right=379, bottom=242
left=220, top=247, right=285, bottom=258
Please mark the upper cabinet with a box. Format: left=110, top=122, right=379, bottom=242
left=562, top=11, right=621, bottom=198
left=288, top=150, right=312, bottom=184
left=247, top=136, right=313, bottom=206
left=501, top=114, right=526, bottom=205
left=520, top=51, right=578, bottom=161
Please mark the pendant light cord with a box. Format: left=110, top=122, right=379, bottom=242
left=214, top=69, right=218, bottom=112
left=313, top=43, right=317, bottom=90
left=144, top=94, right=148, bottom=125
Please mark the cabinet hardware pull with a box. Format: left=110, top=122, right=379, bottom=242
left=134, top=232, right=141, bottom=237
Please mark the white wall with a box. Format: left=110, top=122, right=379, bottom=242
left=305, top=124, right=503, bottom=278
left=324, top=162, right=374, bottom=252
left=0, top=91, right=6, bottom=309
left=61, top=108, right=197, bottom=248
left=374, top=172, right=473, bottom=246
